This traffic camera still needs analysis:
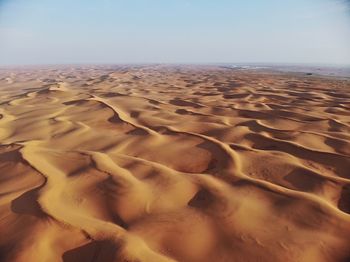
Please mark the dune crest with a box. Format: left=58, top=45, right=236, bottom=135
left=0, top=66, right=350, bottom=262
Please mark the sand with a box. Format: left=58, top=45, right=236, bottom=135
left=0, top=65, right=349, bottom=262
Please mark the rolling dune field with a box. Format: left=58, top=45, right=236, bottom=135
left=0, top=65, right=350, bottom=262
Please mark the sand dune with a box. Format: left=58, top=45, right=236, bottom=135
left=0, top=65, right=349, bottom=262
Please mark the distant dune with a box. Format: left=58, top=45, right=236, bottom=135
left=0, top=65, right=349, bottom=262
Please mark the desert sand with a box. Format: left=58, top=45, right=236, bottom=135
left=0, top=65, right=349, bottom=262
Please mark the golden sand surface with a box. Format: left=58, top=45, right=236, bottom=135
left=0, top=65, right=349, bottom=262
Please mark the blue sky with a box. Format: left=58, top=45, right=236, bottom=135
left=0, top=0, right=349, bottom=65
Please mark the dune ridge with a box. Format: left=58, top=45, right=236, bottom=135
left=0, top=65, right=350, bottom=262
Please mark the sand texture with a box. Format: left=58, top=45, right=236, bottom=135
left=0, top=65, right=350, bottom=262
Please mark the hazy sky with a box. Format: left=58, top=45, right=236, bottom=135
left=0, top=0, right=349, bottom=65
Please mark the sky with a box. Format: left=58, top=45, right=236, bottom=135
left=0, top=0, right=349, bottom=65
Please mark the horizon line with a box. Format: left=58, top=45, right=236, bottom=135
left=1, top=62, right=350, bottom=68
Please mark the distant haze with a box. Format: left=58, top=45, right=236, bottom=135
left=0, top=0, right=349, bottom=65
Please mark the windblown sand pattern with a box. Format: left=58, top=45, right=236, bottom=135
left=0, top=65, right=350, bottom=262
